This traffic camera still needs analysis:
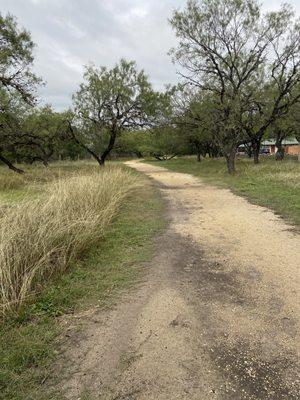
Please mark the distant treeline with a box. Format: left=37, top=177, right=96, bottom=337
left=1, top=0, right=300, bottom=174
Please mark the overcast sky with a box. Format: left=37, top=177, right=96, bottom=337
left=1, top=0, right=300, bottom=110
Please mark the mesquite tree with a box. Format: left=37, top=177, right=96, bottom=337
left=242, top=23, right=300, bottom=164
left=269, top=109, right=298, bottom=161
left=170, top=0, right=300, bottom=173
left=172, top=86, right=220, bottom=161
left=0, top=13, right=41, bottom=172
left=0, top=89, right=28, bottom=173
left=0, top=13, right=41, bottom=103
left=16, top=106, right=66, bottom=166
left=0, top=92, right=66, bottom=172
left=71, top=59, right=164, bottom=166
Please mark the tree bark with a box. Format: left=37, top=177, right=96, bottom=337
left=42, top=158, right=49, bottom=167
left=224, top=146, right=237, bottom=174
left=275, top=140, right=285, bottom=161
left=275, top=136, right=285, bottom=161
left=0, top=154, right=24, bottom=174
left=193, top=140, right=202, bottom=162
left=100, top=128, right=118, bottom=166
left=253, top=151, right=259, bottom=164
left=135, top=151, right=143, bottom=158
left=244, top=143, right=253, bottom=158
left=67, top=122, right=103, bottom=166
left=251, top=139, right=261, bottom=164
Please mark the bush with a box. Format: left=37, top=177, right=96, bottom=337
left=0, top=166, right=138, bottom=316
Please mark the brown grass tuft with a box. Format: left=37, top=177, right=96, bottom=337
left=0, top=166, right=138, bottom=315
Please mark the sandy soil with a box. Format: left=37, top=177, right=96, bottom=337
left=52, top=161, right=300, bottom=399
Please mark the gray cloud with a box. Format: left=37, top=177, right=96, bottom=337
left=1, top=0, right=300, bottom=110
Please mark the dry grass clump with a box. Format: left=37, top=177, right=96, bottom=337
left=0, top=166, right=138, bottom=315
left=0, top=170, right=26, bottom=191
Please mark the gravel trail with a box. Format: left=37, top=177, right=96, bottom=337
left=54, top=161, right=300, bottom=399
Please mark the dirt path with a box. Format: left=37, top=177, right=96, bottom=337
left=54, top=161, right=300, bottom=399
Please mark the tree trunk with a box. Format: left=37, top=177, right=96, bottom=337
left=224, top=146, right=237, bottom=174
left=253, top=150, right=259, bottom=164
left=153, top=154, right=163, bottom=161
left=135, top=151, right=143, bottom=158
left=42, top=159, right=49, bottom=167
left=0, top=154, right=24, bottom=174
left=251, top=139, right=261, bottom=164
left=67, top=121, right=103, bottom=166
left=245, top=143, right=253, bottom=158
left=100, top=128, right=118, bottom=166
left=193, top=140, right=202, bottom=161
left=275, top=148, right=285, bottom=161
left=275, top=143, right=285, bottom=161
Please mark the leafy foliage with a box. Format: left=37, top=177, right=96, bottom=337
left=0, top=13, right=41, bottom=103
left=170, top=0, right=300, bottom=172
left=71, top=59, right=167, bottom=165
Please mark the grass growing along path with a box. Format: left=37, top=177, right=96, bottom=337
left=0, top=164, right=164, bottom=400
left=147, top=156, right=300, bottom=227
left=0, top=160, right=97, bottom=204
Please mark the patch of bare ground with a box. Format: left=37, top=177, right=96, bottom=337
left=50, top=161, right=299, bottom=399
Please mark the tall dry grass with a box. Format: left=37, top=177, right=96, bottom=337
left=0, top=166, right=138, bottom=316
left=0, top=160, right=97, bottom=191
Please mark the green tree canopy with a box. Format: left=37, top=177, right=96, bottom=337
left=71, top=59, right=166, bottom=165
left=170, top=0, right=300, bottom=172
left=0, top=13, right=42, bottom=172
left=0, top=13, right=41, bottom=104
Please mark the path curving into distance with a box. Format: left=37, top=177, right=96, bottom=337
left=55, top=160, right=300, bottom=399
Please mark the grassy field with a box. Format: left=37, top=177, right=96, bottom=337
left=0, top=161, right=165, bottom=400
left=147, top=156, right=300, bottom=227
left=0, top=160, right=97, bottom=203
left=0, top=163, right=139, bottom=315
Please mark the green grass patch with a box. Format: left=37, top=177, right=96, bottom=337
left=146, top=156, right=300, bottom=227
left=0, top=174, right=164, bottom=400
left=0, top=160, right=97, bottom=196
left=0, top=161, right=134, bottom=205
